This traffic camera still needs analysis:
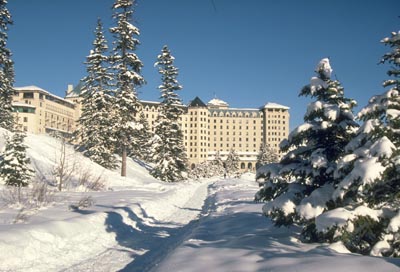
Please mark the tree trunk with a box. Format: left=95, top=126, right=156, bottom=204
left=121, top=146, right=127, bottom=177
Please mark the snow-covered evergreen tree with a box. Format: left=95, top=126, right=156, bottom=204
left=0, top=127, right=34, bottom=201
left=188, top=161, right=210, bottom=180
left=225, top=148, right=240, bottom=176
left=328, top=30, right=400, bottom=257
left=211, top=151, right=225, bottom=177
left=150, top=45, right=187, bottom=182
left=189, top=151, right=226, bottom=179
left=256, top=143, right=279, bottom=169
left=255, top=58, right=358, bottom=232
left=76, top=18, right=117, bottom=169
left=0, top=0, right=14, bottom=129
left=130, top=111, right=152, bottom=161
left=110, top=0, right=145, bottom=177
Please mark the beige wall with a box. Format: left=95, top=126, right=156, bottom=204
left=141, top=99, right=290, bottom=172
left=12, top=86, right=75, bottom=135
left=12, top=86, right=290, bottom=172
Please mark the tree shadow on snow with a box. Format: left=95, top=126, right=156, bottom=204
left=169, top=205, right=400, bottom=271
left=100, top=204, right=200, bottom=272
left=131, top=157, right=153, bottom=172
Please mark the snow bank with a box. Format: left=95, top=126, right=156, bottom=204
left=0, top=213, right=116, bottom=271
left=0, top=131, right=215, bottom=271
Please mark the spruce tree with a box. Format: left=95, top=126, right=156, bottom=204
left=150, top=45, right=187, bottom=182
left=225, top=148, right=240, bottom=176
left=0, top=127, right=34, bottom=202
left=330, top=30, right=400, bottom=256
left=256, top=143, right=279, bottom=169
left=255, top=58, right=358, bottom=231
left=0, top=0, right=14, bottom=129
left=211, top=151, right=225, bottom=177
left=76, top=18, right=117, bottom=169
left=110, top=0, right=145, bottom=177
left=131, top=111, right=152, bottom=161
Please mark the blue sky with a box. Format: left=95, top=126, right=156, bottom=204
left=7, top=0, right=400, bottom=130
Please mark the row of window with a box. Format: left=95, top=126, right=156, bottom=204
left=267, top=119, right=286, bottom=124
left=17, top=92, right=75, bottom=109
left=46, top=104, right=74, bottom=118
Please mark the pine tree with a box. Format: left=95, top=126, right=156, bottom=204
left=131, top=111, right=152, bottom=161
left=0, top=127, right=35, bottom=202
left=189, top=161, right=210, bottom=180
left=150, top=45, right=187, bottom=182
left=330, top=30, right=400, bottom=257
left=211, top=151, right=225, bottom=177
left=225, top=148, right=240, bottom=176
left=0, top=0, right=14, bottom=129
left=256, top=143, right=279, bottom=169
left=76, top=18, right=117, bottom=169
left=110, top=0, right=145, bottom=177
left=255, top=58, right=358, bottom=231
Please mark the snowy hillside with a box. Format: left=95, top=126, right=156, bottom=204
left=0, top=129, right=399, bottom=271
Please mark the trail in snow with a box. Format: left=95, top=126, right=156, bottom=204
left=153, top=176, right=400, bottom=272
left=62, top=179, right=215, bottom=272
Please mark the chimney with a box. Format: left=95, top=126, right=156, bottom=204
left=66, top=84, right=74, bottom=96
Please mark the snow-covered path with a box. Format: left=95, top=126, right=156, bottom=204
left=154, top=175, right=400, bottom=272
left=62, top=178, right=214, bottom=272
left=1, top=171, right=400, bottom=272
left=0, top=177, right=216, bottom=272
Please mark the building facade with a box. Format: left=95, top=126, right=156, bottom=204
left=142, top=96, right=290, bottom=171
left=12, top=86, right=76, bottom=135
left=12, top=85, right=290, bottom=172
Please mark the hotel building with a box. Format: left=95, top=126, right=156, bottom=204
left=12, top=85, right=290, bottom=171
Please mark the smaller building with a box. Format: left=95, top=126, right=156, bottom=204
left=12, top=86, right=76, bottom=135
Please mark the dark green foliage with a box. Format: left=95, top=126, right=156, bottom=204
left=332, top=29, right=400, bottom=257
left=341, top=216, right=385, bottom=255
left=256, top=143, right=279, bottom=169
left=0, top=129, right=34, bottom=188
left=300, top=222, right=337, bottom=244
left=150, top=46, right=187, bottom=182
left=225, top=148, right=240, bottom=176
left=256, top=58, right=358, bottom=231
left=130, top=111, right=152, bottom=161
left=76, top=19, right=117, bottom=169
left=0, top=0, right=14, bottom=129
left=268, top=208, right=298, bottom=227
left=110, top=0, right=145, bottom=176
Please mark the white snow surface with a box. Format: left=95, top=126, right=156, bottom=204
left=0, top=128, right=399, bottom=271
left=334, top=157, right=385, bottom=199
left=296, top=184, right=334, bottom=220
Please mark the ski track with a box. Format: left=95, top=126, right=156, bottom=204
left=62, top=179, right=216, bottom=272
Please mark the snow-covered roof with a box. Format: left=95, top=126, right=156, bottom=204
left=141, top=100, right=161, bottom=105
left=14, top=85, right=49, bottom=94
left=262, top=102, right=290, bottom=110
left=207, top=98, right=229, bottom=107
left=14, top=85, right=75, bottom=106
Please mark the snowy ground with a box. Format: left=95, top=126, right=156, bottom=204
left=0, top=130, right=400, bottom=271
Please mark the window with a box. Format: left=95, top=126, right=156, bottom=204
left=23, top=92, right=34, bottom=99
left=23, top=117, right=28, bottom=122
